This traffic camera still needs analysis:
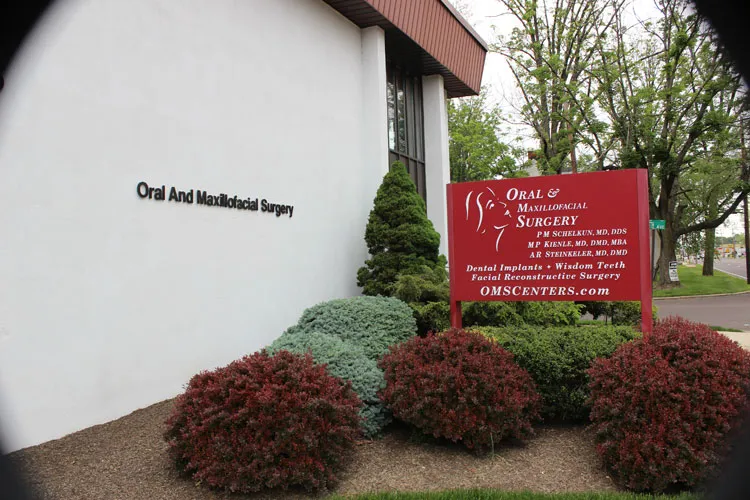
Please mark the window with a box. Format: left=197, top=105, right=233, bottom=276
left=387, top=64, right=426, bottom=203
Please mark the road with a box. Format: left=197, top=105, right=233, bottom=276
left=656, top=293, right=750, bottom=331
left=714, top=257, right=748, bottom=280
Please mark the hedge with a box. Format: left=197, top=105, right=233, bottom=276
left=474, top=325, right=639, bottom=421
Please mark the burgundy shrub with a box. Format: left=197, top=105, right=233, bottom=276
left=378, top=329, right=541, bottom=451
left=588, top=317, right=750, bottom=492
left=164, top=350, right=362, bottom=493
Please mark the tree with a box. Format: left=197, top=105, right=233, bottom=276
left=494, top=0, right=749, bottom=286
left=591, top=0, right=748, bottom=285
left=357, top=162, right=444, bottom=296
left=493, top=0, right=618, bottom=174
left=680, top=154, right=740, bottom=274
left=448, top=89, right=524, bottom=182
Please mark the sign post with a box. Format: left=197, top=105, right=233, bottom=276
left=446, top=169, right=652, bottom=336
left=668, top=261, right=680, bottom=282
left=649, top=220, right=664, bottom=281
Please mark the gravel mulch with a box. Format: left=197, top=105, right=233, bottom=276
left=8, top=400, right=617, bottom=499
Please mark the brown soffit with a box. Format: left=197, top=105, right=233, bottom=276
left=322, top=0, right=488, bottom=97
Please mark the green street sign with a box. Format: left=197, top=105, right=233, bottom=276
left=650, top=219, right=666, bottom=230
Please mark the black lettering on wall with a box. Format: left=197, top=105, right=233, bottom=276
left=136, top=182, right=294, bottom=217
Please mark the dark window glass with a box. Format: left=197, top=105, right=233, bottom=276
left=387, top=80, right=396, bottom=151
left=415, top=81, right=424, bottom=161
left=406, top=77, right=416, bottom=158
left=386, top=63, right=426, bottom=205
left=397, top=86, right=407, bottom=154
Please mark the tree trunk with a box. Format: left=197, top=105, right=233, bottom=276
left=703, top=201, right=717, bottom=275
left=658, top=219, right=679, bottom=287
left=703, top=228, right=715, bottom=275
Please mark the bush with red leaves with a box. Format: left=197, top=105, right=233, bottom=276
left=588, top=317, right=750, bottom=492
left=378, top=329, right=541, bottom=451
left=163, top=350, right=362, bottom=493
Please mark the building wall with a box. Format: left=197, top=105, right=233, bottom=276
left=423, top=75, right=451, bottom=259
left=0, top=0, right=389, bottom=451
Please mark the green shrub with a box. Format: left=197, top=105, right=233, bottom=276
left=577, top=301, right=658, bottom=328
left=393, top=265, right=450, bottom=334
left=286, top=296, right=417, bottom=361
left=462, top=301, right=524, bottom=327
left=408, top=300, right=451, bottom=335
left=611, top=301, right=658, bottom=327
left=393, top=265, right=449, bottom=304
left=268, top=331, right=389, bottom=438
left=462, top=301, right=581, bottom=328
left=475, top=325, right=640, bottom=421
left=515, top=301, right=582, bottom=326
left=577, top=301, right=611, bottom=320
left=610, top=301, right=641, bottom=326
left=357, top=162, right=444, bottom=296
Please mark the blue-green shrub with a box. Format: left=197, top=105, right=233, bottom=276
left=475, top=325, right=639, bottom=421
left=268, top=331, right=389, bottom=438
left=286, top=296, right=417, bottom=360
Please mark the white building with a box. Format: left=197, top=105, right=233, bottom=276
left=0, top=0, right=487, bottom=451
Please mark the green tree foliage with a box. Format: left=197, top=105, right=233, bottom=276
left=494, top=0, right=750, bottom=285
left=448, top=89, right=524, bottom=182
left=681, top=156, right=739, bottom=274
left=592, top=0, right=748, bottom=285
left=357, top=162, right=444, bottom=296
left=494, top=0, right=617, bottom=174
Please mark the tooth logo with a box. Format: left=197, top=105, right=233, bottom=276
left=465, top=187, right=515, bottom=252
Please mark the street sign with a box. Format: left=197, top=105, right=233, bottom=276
left=650, top=220, right=665, bottom=230
left=669, top=261, right=679, bottom=282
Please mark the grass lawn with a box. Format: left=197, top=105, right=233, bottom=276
left=709, top=325, right=744, bottom=332
left=653, top=265, right=750, bottom=298
left=581, top=318, right=742, bottom=332
left=334, top=491, right=696, bottom=500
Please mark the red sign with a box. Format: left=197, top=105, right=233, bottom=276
left=446, top=170, right=652, bottom=332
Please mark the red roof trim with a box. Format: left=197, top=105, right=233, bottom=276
left=322, top=0, right=487, bottom=97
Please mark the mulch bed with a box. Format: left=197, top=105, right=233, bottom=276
left=9, top=400, right=618, bottom=499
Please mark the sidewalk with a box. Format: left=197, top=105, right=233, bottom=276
left=720, top=331, right=750, bottom=350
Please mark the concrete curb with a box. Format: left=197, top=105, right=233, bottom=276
left=653, top=290, right=750, bottom=301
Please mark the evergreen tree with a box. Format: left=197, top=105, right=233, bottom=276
left=357, top=162, right=444, bottom=296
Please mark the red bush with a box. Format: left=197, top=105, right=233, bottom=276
left=163, top=350, right=362, bottom=493
left=588, top=317, right=750, bottom=492
left=378, top=329, right=541, bottom=451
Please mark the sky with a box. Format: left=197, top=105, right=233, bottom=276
left=456, top=0, right=743, bottom=238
